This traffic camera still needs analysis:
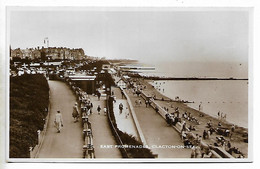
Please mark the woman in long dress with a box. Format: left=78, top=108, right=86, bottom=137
left=55, top=110, right=63, bottom=133
left=72, top=102, right=79, bottom=122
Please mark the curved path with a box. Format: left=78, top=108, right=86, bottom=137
left=37, top=80, right=83, bottom=158
left=127, top=90, right=191, bottom=158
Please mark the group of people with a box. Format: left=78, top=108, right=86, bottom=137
left=134, top=98, right=142, bottom=107
left=54, top=81, right=107, bottom=133
left=217, top=111, right=227, bottom=121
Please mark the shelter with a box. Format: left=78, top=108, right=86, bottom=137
left=69, top=75, right=96, bottom=94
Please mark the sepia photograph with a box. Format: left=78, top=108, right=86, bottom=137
left=6, top=6, right=252, bottom=162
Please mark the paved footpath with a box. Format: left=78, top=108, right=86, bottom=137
left=37, top=80, right=121, bottom=158
left=37, top=80, right=83, bottom=158
left=112, top=87, right=138, bottom=138
left=87, top=95, right=122, bottom=158
left=126, top=89, right=191, bottom=158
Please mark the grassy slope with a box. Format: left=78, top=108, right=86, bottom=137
left=10, top=74, right=49, bottom=158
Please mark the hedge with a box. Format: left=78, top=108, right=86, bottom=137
left=9, top=74, right=49, bottom=158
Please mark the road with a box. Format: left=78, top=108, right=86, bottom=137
left=37, top=80, right=83, bottom=158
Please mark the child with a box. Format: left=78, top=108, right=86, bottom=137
left=97, top=105, right=101, bottom=115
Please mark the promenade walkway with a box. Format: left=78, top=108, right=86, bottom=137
left=87, top=95, right=122, bottom=158
left=111, top=87, right=138, bottom=138
left=126, top=89, right=191, bottom=158
left=37, top=80, right=83, bottom=158
left=37, top=80, right=121, bottom=158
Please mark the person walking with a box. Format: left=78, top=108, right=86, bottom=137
left=199, top=103, right=202, bottom=111
left=119, top=103, right=123, bottom=114
left=121, top=90, right=124, bottom=99
left=72, top=102, right=79, bottom=122
left=138, top=98, right=142, bottom=106
left=55, top=111, right=63, bottom=133
left=97, top=91, right=101, bottom=101
left=217, top=111, right=220, bottom=120
left=145, top=100, right=149, bottom=108
left=90, top=102, right=93, bottom=114
left=155, top=106, right=159, bottom=114
left=97, top=105, right=101, bottom=115
left=104, top=107, right=107, bottom=116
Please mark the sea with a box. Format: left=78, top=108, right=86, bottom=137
left=138, top=61, right=249, bottom=128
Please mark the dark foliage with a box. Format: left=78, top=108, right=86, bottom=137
left=9, top=74, right=49, bottom=158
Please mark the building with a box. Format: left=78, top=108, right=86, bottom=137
left=116, top=78, right=127, bottom=89
left=10, top=47, right=86, bottom=61
left=11, top=48, right=23, bottom=59
left=69, top=75, right=96, bottom=94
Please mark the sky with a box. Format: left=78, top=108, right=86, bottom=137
left=9, top=8, right=249, bottom=64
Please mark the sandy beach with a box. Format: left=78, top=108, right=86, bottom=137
left=134, top=78, right=248, bottom=158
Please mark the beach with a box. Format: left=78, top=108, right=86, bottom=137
left=150, top=80, right=248, bottom=128
left=133, top=78, right=248, bottom=158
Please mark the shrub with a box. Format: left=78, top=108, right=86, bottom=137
left=9, top=74, right=49, bottom=158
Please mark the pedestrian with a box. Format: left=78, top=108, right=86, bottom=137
left=199, top=103, right=202, bottom=111
left=231, top=124, right=235, bottom=132
left=72, top=102, right=79, bottom=122
left=90, top=102, right=93, bottom=114
left=54, top=111, right=63, bottom=133
left=119, top=103, right=123, bottom=114
left=203, top=130, right=208, bottom=139
left=104, top=107, right=107, bottom=116
left=138, top=99, right=142, bottom=106
left=121, top=90, right=124, bottom=99
left=97, top=92, right=101, bottom=101
left=145, top=100, right=149, bottom=108
left=223, top=113, right=226, bottom=120
left=207, top=130, right=211, bottom=138
left=217, top=111, right=220, bottom=119
left=97, top=105, right=101, bottom=115
left=218, top=122, right=222, bottom=127
left=135, top=100, right=139, bottom=107
left=155, top=106, right=159, bottom=113
left=181, top=121, right=186, bottom=132
left=191, top=146, right=196, bottom=158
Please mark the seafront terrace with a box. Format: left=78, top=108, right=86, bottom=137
left=120, top=76, right=248, bottom=158
left=113, top=76, right=191, bottom=158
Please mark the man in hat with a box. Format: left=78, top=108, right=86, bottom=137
left=55, top=110, right=63, bottom=133
left=72, top=102, right=79, bottom=122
